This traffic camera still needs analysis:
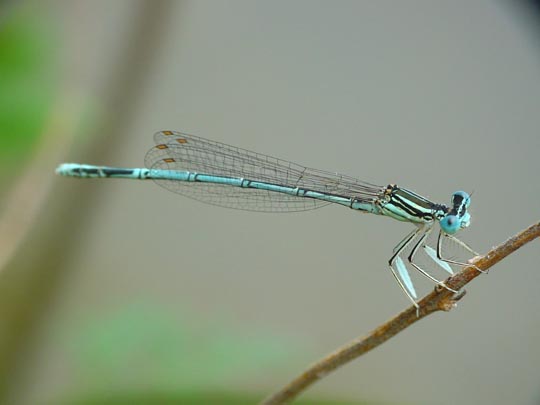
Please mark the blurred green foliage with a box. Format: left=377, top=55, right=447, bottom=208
left=56, top=302, right=370, bottom=405
left=63, top=391, right=368, bottom=405
left=69, top=303, right=297, bottom=390
left=0, top=8, right=56, bottom=177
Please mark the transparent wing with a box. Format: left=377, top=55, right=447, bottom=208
left=144, top=130, right=385, bottom=212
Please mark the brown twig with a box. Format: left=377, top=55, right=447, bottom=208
left=0, top=2, right=175, bottom=400
left=261, top=221, right=540, bottom=405
left=0, top=96, right=81, bottom=273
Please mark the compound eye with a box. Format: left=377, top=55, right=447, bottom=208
left=440, top=215, right=461, bottom=234
left=452, top=191, right=471, bottom=208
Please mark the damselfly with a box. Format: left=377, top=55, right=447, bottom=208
left=56, top=130, right=480, bottom=308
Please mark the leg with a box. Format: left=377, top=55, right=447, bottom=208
left=437, top=231, right=486, bottom=274
left=389, top=259, right=421, bottom=316
left=445, top=234, right=480, bottom=256
left=407, top=228, right=459, bottom=293
left=423, top=245, right=453, bottom=275
left=388, top=227, right=423, bottom=310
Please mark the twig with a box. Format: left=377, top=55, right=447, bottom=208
left=0, top=1, right=175, bottom=399
left=0, top=96, right=82, bottom=273
left=261, top=221, right=540, bottom=405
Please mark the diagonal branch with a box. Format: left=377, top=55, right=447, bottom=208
left=261, top=221, right=540, bottom=405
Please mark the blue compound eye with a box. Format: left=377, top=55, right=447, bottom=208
left=452, top=191, right=471, bottom=208
left=440, top=215, right=461, bottom=234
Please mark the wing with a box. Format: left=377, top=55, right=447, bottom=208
left=144, top=130, right=385, bottom=212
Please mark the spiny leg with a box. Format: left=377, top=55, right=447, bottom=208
left=423, top=245, right=453, bottom=275
left=437, top=231, right=486, bottom=274
left=407, top=227, right=459, bottom=293
left=388, top=227, right=423, bottom=310
left=445, top=233, right=480, bottom=256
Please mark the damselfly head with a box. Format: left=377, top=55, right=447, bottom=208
left=439, top=191, right=472, bottom=234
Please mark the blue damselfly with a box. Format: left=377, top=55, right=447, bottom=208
left=56, top=130, right=480, bottom=308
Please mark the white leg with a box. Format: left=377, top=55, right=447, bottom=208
left=437, top=231, right=486, bottom=274
left=388, top=227, right=423, bottom=310
left=446, top=234, right=480, bottom=256
left=407, top=227, right=459, bottom=293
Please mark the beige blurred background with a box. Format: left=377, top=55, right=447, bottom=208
left=1, top=1, right=539, bottom=404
